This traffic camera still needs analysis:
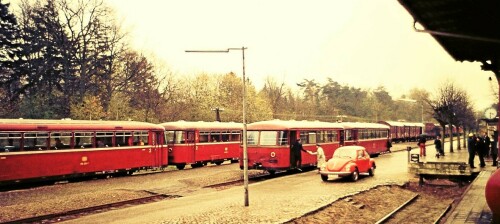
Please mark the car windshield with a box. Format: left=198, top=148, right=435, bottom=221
left=333, top=148, right=355, bottom=159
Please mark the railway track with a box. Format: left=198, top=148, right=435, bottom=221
left=2, top=193, right=180, bottom=224
left=375, top=193, right=453, bottom=224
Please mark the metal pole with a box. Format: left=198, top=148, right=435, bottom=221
left=185, top=47, right=249, bottom=206
left=241, top=46, right=249, bottom=207
left=421, top=104, right=424, bottom=123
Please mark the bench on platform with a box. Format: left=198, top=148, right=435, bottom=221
left=408, top=161, right=475, bottom=186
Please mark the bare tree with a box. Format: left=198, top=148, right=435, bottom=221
left=427, top=82, right=473, bottom=152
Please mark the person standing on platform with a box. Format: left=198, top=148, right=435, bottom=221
left=484, top=134, right=491, bottom=159
left=476, top=135, right=486, bottom=168
left=291, top=138, right=307, bottom=171
left=307, top=143, right=326, bottom=173
left=468, top=133, right=476, bottom=168
left=491, top=134, right=498, bottom=166
left=418, top=135, right=427, bottom=157
left=434, top=135, right=443, bottom=157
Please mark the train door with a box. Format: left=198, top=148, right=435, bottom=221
left=339, top=130, right=345, bottom=146
left=155, top=131, right=167, bottom=167
left=289, top=131, right=297, bottom=168
left=187, top=131, right=196, bottom=163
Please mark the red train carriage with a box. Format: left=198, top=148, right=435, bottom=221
left=378, top=121, right=405, bottom=143
left=339, top=122, right=390, bottom=157
left=405, top=122, right=424, bottom=141
left=0, top=119, right=166, bottom=186
left=159, top=121, right=242, bottom=170
left=242, top=120, right=344, bottom=174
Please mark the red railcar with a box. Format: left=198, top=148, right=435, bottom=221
left=378, top=121, right=405, bottom=142
left=0, top=119, right=166, bottom=186
left=242, top=120, right=344, bottom=174
left=159, top=121, right=242, bottom=170
left=378, top=121, right=424, bottom=142
left=339, top=122, right=390, bottom=156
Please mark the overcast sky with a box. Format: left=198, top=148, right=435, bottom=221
left=40, top=1, right=500, bottom=111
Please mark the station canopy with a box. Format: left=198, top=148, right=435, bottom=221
left=398, top=0, right=500, bottom=75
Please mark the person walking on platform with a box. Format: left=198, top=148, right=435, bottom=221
left=468, top=133, right=476, bottom=168
left=418, top=135, right=426, bottom=157
left=434, top=135, right=443, bottom=158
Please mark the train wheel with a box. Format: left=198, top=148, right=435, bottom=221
left=268, top=170, right=276, bottom=175
left=214, top=161, right=223, bottom=165
left=176, top=164, right=186, bottom=170
left=368, top=165, right=375, bottom=176
left=350, top=169, right=359, bottom=182
left=321, top=174, right=328, bottom=182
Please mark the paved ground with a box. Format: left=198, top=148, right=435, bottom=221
left=62, top=139, right=490, bottom=224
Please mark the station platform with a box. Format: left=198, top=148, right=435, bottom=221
left=444, top=163, right=496, bottom=224
left=397, top=141, right=497, bottom=224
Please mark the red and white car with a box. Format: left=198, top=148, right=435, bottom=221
left=319, top=145, right=376, bottom=182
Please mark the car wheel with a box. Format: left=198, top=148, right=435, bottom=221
left=351, top=168, right=359, bottom=182
left=368, top=165, right=375, bottom=176
left=176, top=164, right=186, bottom=170
left=321, top=174, right=328, bottom=182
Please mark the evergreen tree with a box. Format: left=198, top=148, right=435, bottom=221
left=0, top=0, right=25, bottom=116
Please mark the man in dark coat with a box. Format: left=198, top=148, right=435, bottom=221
left=467, top=133, right=476, bottom=168
left=491, top=134, right=498, bottom=166
left=476, top=136, right=486, bottom=168
left=434, top=135, right=443, bottom=157
left=290, top=138, right=307, bottom=171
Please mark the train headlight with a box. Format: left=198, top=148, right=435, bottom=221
left=270, top=152, right=276, bottom=158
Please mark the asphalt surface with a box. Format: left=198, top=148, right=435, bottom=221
left=62, top=140, right=461, bottom=224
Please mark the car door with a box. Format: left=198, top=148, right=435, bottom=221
left=356, top=149, right=370, bottom=172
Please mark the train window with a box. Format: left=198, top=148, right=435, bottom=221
left=317, top=131, right=326, bottom=143
left=174, top=131, right=186, bottom=143
left=210, top=131, right=221, bottom=142
left=247, top=131, right=258, bottom=145
left=24, top=132, right=49, bottom=150
left=50, top=132, right=72, bottom=149
left=96, top=132, right=114, bottom=147
left=231, top=131, right=241, bottom=142
left=221, top=131, right=230, bottom=142
left=74, top=132, right=93, bottom=148
left=345, top=130, right=353, bottom=141
left=278, top=131, right=288, bottom=146
left=199, top=131, right=209, bottom=143
left=327, top=131, right=336, bottom=142
left=0, top=132, right=21, bottom=152
left=260, top=131, right=278, bottom=146
left=299, top=132, right=308, bottom=143
left=116, top=132, right=132, bottom=146
left=308, top=132, right=317, bottom=144
left=133, top=131, right=149, bottom=145
left=165, top=131, right=175, bottom=144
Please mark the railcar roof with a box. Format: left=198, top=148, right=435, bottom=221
left=379, top=121, right=424, bottom=127
left=247, top=119, right=344, bottom=130
left=339, top=122, right=389, bottom=129
left=0, top=119, right=165, bottom=131
left=159, top=120, right=243, bottom=130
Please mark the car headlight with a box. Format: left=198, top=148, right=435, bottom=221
left=345, top=164, right=352, bottom=171
left=320, top=164, right=326, bottom=171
